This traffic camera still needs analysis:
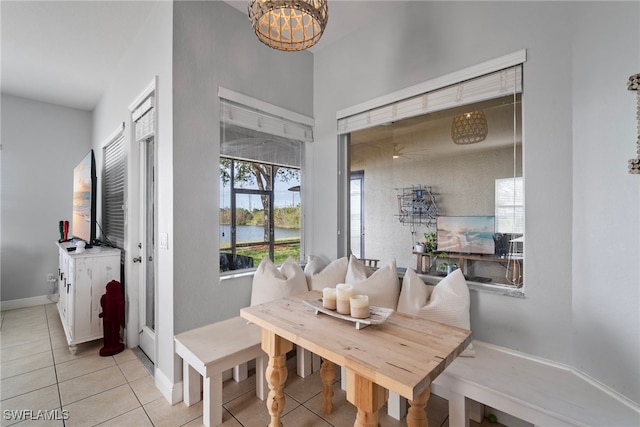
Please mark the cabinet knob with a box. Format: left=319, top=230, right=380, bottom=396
left=133, top=256, right=142, bottom=263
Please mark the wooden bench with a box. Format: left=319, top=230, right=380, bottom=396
left=174, top=316, right=267, bottom=427
left=389, top=341, right=640, bottom=426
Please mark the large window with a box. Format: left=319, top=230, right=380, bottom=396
left=220, top=156, right=301, bottom=271
left=219, top=93, right=310, bottom=272
left=338, top=52, right=526, bottom=291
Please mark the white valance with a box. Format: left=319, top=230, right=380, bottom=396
left=338, top=65, right=522, bottom=135
left=218, top=87, right=314, bottom=143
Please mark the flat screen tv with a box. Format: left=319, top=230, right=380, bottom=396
left=72, top=150, right=97, bottom=246
left=436, top=216, right=495, bottom=255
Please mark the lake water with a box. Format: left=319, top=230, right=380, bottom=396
left=219, top=224, right=300, bottom=244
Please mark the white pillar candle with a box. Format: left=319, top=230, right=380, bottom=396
left=322, top=288, right=337, bottom=310
left=335, top=283, right=354, bottom=314
left=350, top=294, right=370, bottom=319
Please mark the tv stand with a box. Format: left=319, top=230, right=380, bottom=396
left=56, top=241, right=120, bottom=354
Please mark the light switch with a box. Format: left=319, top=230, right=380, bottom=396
left=159, top=232, right=168, bottom=249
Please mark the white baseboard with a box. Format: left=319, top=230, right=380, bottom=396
left=475, top=341, right=640, bottom=412
left=155, top=367, right=183, bottom=405
left=1, top=295, right=53, bottom=311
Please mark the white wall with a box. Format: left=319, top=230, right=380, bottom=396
left=1, top=94, right=91, bottom=301
left=91, top=0, right=174, bottom=399
left=312, top=1, right=639, bottom=403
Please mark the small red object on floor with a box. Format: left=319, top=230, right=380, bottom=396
left=99, top=280, right=125, bottom=356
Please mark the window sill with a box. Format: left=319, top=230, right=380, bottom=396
left=467, top=282, right=525, bottom=298
left=415, top=271, right=525, bottom=298
left=219, top=269, right=257, bottom=281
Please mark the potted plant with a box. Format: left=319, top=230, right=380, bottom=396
left=423, top=232, right=438, bottom=254
left=437, top=259, right=458, bottom=275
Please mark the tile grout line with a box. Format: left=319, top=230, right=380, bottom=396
left=112, top=355, right=156, bottom=427
left=44, top=304, right=67, bottom=427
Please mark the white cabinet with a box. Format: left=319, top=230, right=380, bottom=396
left=57, top=242, right=121, bottom=354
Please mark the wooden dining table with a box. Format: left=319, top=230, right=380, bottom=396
left=240, top=291, right=472, bottom=427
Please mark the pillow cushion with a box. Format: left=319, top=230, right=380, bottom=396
left=345, top=255, right=375, bottom=283
left=306, top=256, right=349, bottom=291
left=397, top=268, right=474, bottom=356
left=346, top=257, right=400, bottom=310
left=251, top=256, right=308, bottom=306
left=303, top=255, right=326, bottom=276
left=397, top=269, right=434, bottom=314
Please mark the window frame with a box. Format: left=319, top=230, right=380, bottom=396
left=337, top=51, right=527, bottom=296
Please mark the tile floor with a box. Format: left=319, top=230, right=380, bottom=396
left=1, top=304, right=501, bottom=427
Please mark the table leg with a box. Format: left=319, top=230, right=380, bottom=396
left=320, top=358, right=335, bottom=414
left=407, top=385, right=431, bottom=427
left=346, top=370, right=387, bottom=427
left=261, top=329, right=293, bottom=427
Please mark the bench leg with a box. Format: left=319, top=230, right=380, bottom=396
left=448, top=391, right=470, bottom=427
left=312, top=353, right=322, bottom=371
left=255, top=353, right=268, bottom=400
left=203, top=371, right=223, bottom=427
left=233, top=362, right=248, bottom=382
left=387, top=391, right=408, bottom=420
left=296, top=346, right=313, bottom=378
left=183, top=362, right=202, bottom=406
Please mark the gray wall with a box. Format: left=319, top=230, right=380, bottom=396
left=311, top=1, right=639, bottom=403
left=91, top=0, right=175, bottom=396
left=1, top=94, right=91, bottom=301
left=571, top=2, right=640, bottom=403
left=170, top=0, right=313, bottom=386
left=172, top=0, right=313, bottom=332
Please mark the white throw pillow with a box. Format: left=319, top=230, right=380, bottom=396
left=251, top=256, right=308, bottom=306
left=306, top=257, right=349, bottom=291
left=346, top=257, right=400, bottom=310
left=397, top=268, right=434, bottom=314
left=303, top=255, right=326, bottom=276
left=345, top=255, right=375, bottom=282
left=397, top=268, right=475, bottom=356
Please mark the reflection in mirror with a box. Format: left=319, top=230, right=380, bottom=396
left=348, top=92, right=523, bottom=287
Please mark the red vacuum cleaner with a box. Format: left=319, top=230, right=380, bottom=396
left=99, top=280, right=125, bottom=356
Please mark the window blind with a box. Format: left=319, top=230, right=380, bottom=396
left=103, top=133, right=126, bottom=249
left=220, top=99, right=313, bottom=143
left=495, top=177, right=524, bottom=234
left=338, top=65, right=522, bottom=135
left=133, top=95, right=154, bottom=141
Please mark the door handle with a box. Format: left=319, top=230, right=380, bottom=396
left=148, top=256, right=153, bottom=262
left=133, top=256, right=142, bottom=263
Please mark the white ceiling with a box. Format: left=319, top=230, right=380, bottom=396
left=1, top=0, right=398, bottom=111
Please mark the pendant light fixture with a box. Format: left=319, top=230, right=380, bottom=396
left=451, top=110, right=488, bottom=144
left=248, top=0, right=329, bottom=52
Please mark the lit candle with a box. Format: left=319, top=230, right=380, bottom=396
left=322, top=288, right=337, bottom=310
left=335, top=283, right=354, bottom=314
left=350, top=294, right=370, bottom=319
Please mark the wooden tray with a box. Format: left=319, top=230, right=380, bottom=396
left=303, top=298, right=394, bottom=330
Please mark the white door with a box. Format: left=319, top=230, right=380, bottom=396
left=138, top=136, right=156, bottom=362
